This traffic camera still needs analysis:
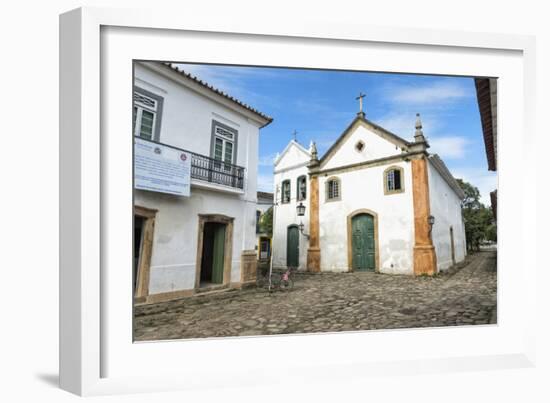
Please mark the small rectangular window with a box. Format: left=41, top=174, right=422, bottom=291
left=282, top=180, right=291, bottom=204
left=385, top=167, right=404, bottom=194
left=211, top=121, right=237, bottom=169
left=327, top=179, right=340, bottom=200
left=133, top=89, right=162, bottom=140
left=297, top=176, right=307, bottom=201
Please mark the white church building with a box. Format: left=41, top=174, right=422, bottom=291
left=272, top=108, right=466, bottom=275
left=133, top=61, right=272, bottom=303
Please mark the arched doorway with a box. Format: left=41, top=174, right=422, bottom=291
left=347, top=209, right=379, bottom=272
left=287, top=225, right=300, bottom=268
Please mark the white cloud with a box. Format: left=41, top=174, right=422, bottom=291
left=257, top=173, right=274, bottom=192
left=258, top=153, right=278, bottom=167
left=451, top=167, right=497, bottom=206
left=387, top=81, right=471, bottom=106
left=375, top=113, right=440, bottom=141
left=375, top=114, right=471, bottom=160
left=428, top=136, right=470, bottom=160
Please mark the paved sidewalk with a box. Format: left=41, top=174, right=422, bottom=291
left=134, top=250, right=497, bottom=341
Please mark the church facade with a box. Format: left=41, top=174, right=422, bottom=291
left=272, top=111, right=466, bottom=275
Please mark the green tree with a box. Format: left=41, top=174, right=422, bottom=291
left=259, top=207, right=273, bottom=236
left=456, top=179, right=495, bottom=251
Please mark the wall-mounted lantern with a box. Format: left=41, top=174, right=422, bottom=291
left=296, top=202, right=306, bottom=217
left=428, top=215, right=435, bottom=235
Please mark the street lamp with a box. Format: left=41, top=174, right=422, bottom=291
left=428, top=215, right=435, bottom=235
left=296, top=202, right=306, bottom=216
left=296, top=202, right=309, bottom=239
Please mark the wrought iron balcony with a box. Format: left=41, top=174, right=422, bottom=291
left=190, top=152, right=245, bottom=190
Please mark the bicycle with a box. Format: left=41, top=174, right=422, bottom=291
left=278, top=266, right=296, bottom=290
left=256, top=265, right=281, bottom=290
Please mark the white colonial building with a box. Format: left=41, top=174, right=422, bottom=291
left=272, top=110, right=466, bottom=275
left=133, top=61, right=272, bottom=303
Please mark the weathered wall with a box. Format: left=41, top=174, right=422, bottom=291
left=135, top=188, right=252, bottom=294
left=135, top=63, right=261, bottom=294
left=318, top=161, right=415, bottom=274
left=427, top=160, right=467, bottom=271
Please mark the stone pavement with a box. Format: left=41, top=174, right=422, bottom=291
left=134, top=250, right=497, bottom=341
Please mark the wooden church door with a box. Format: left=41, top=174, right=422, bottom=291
left=352, top=214, right=375, bottom=271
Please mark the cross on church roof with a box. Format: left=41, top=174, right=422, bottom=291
left=292, top=130, right=298, bottom=142
left=355, top=92, right=366, bottom=115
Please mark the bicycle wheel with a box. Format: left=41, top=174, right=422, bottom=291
left=279, top=278, right=294, bottom=290
left=268, top=273, right=281, bottom=290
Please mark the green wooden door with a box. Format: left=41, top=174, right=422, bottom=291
left=211, top=224, right=226, bottom=284
left=287, top=226, right=299, bottom=268
left=352, top=214, right=375, bottom=271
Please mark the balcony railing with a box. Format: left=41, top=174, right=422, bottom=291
left=190, top=152, right=245, bottom=190
left=135, top=137, right=245, bottom=190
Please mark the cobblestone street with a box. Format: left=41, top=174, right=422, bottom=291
left=134, top=250, right=497, bottom=341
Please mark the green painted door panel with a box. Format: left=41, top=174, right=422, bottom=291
left=351, top=214, right=375, bottom=271
left=287, top=226, right=299, bottom=267
left=211, top=224, right=226, bottom=284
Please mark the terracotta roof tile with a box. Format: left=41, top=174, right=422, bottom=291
left=163, top=63, right=273, bottom=124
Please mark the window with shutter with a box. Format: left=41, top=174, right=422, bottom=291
left=211, top=121, right=238, bottom=171
left=132, top=89, right=163, bottom=140
left=297, top=176, right=307, bottom=201
left=281, top=180, right=291, bottom=204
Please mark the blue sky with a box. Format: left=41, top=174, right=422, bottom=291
left=175, top=63, right=496, bottom=205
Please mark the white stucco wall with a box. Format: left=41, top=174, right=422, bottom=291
left=427, top=160, right=467, bottom=271
left=136, top=189, right=253, bottom=294
left=321, top=123, right=403, bottom=171
left=134, top=62, right=264, bottom=294
left=318, top=161, right=415, bottom=274
left=272, top=122, right=417, bottom=275
left=271, top=142, right=310, bottom=271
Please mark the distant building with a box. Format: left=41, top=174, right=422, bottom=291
left=272, top=110, right=466, bottom=275
left=256, top=191, right=274, bottom=262
left=474, top=77, right=498, bottom=221
left=133, top=61, right=272, bottom=303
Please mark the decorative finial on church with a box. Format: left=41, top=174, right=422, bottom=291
left=292, top=130, right=298, bottom=142
left=309, top=141, right=318, bottom=161
left=356, top=92, right=366, bottom=117
left=414, top=113, right=426, bottom=143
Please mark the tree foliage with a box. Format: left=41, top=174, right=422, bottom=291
left=259, top=207, right=273, bottom=236
left=456, top=179, right=496, bottom=251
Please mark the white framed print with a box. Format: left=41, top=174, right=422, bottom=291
left=59, top=6, right=537, bottom=396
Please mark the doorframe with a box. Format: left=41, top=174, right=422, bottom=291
left=450, top=226, right=456, bottom=265
left=347, top=209, right=380, bottom=272
left=195, top=214, right=234, bottom=290
left=134, top=205, right=157, bottom=298
left=286, top=224, right=300, bottom=267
